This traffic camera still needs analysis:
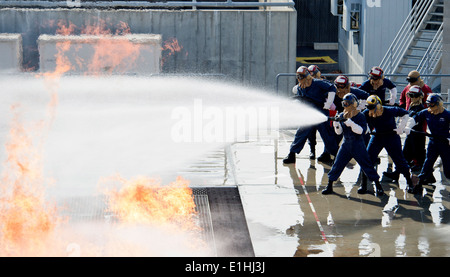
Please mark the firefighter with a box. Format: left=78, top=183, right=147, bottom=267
left=306, top=65, right=325, bottom=159
left=399, top=70, right=431, bottom=110
left=308, top=65, right=325, bottom=80
left=334, top=75, right=370, bottom=111
left=322, top=93, right=384, bottom=196
left=360, top=66, right=397, bottom=105
left=385, top=85, right=426, bottom=179
left=406, top=93, right=450, bottom=194
left=317, top=75, right=370, bottom=163
left=362, top=95, right=414, bottom=192
left=283, top=66, right=338, bottom=164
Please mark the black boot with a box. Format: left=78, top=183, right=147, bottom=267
left=374, top=181, right=384, bottom=196
left=357, top=174, right=368, bottom=194
left=317, top=152, right=332, bottom=163
left=309, top=146, right=316, bottom=160
left=283, top=152, right=296, bottom=164
left=383, top=170, right=399, bottom=182
left=322, top=180, right=334, bottom=195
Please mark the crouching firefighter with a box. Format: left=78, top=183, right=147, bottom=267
left=322, top=93, right=384, bottom=196
left=404, top=93, right=450, bottom=194
left=362, top=95, right=415, bottom=192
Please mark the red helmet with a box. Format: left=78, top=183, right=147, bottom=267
left=334, top=75, right=349, bottom=88
left=308, top=65, right=320, bottom=75
left=296, top=66, right=310, bottom=79
left=369, top=66, right=384, bottom=80
left=407, top=85, right=423, bottom=99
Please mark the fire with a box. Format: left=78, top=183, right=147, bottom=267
left=102, top=175, right=200, bottom=232
left=161, top=37, right=186, bottom=68
left=0, top=105, right=63, bottom=256
left=0, top=20, right=203, bottom=256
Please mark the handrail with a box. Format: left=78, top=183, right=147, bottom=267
left=416, top=24, right=443, bottom=83
left=379, top=0, right=439, bottom=74
left=0, top=0, right=296, bottom=8
left=275, top=73, right=450, bottom=105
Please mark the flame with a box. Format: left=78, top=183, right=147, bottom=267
left=0, top=20, right=203, bottom=256
left=0, top=105, right=64, bottom=256
left=102, top=175, right=199, bottom=231
left=161, top=37, right=186, bottom=68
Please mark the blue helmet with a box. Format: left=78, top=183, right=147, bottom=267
left=342, top=93, right=358, bottom=108
left=426, top=93, right=443, bottom=107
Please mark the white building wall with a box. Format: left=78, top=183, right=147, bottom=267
left=338, top=0, right=411, bottom=82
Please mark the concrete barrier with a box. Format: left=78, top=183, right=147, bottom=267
left=0, top=8, right=297, bottom=93
left=38, top=33, right=162, bottom=74
left=0, top=33, right=22, bottom=73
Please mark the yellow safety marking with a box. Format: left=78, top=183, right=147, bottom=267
left=296, top=56, right=337, bottom=64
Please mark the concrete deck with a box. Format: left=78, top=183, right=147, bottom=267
left=174, top=130, right=450, bottom=257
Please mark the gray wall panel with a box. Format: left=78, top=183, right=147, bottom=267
left=0, top=8, right=296, bottom=93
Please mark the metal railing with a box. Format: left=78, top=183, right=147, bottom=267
left=0, top=0, right=296, bottom=9
left=275, top=73, right=450, bottom=107
left=379, top=0, right=442, bottom=74
left=416, top=24, right=443, bottom=82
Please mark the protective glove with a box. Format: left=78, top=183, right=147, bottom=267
left=388, top=97, right=396, bottom=106
left=394, top=128, right=403, bottom=135
left=388, top=88, right=397, bottom=106
left=330, top=103, right=336, bottom=111
left=333, top=120, right=343, bottom=135
left=404, top=127, right=412, bottom=135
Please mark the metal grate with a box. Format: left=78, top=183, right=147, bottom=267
left=55, top=186, right=253, bottom=256
left=56, top=191, right=217, bottom=255
left=192, top=190, right=217, bottom=256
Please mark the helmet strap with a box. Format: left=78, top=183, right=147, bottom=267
left=410, top=96, right=423, bottom=106
left=428, top=103, right=444, bottom=115
left=369, top=105, right=383, bottom=118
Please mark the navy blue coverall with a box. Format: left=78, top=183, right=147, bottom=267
left=328, top=112, right=380, bottom=182
left=362, top=106, right=411, bottom=177
left=359, top=78, right=396, bottom=104
left=290, top=79, right=339, bottom=156
left=413, top=109, right=450, bottom=180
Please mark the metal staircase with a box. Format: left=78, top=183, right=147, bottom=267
left=380, top=0, right=444, bottom=90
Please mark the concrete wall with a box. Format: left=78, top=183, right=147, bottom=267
left=0, top=8, right=297, bottom=94
left=443, top=0, right=450, bottom=100
left=338, top=0, right=410, bottom=82
left=0, top=33, right=22, bottom=73
left=38, top=34, right=162, bottom=74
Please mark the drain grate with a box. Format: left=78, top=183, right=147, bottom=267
left=192, top=190, right=217, bottom=256
left=56, top=186, right=253, bottom=257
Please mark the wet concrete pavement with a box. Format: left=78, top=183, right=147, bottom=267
left=174, top=129, right=450, bottom=257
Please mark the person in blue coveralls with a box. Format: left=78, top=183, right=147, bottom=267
left=283, top=66, right=338, bottom=164
left=360, top=66, right=397, bottom=105
left=306, top=65, right=327, bottom=160
left=322, top=93, right=384, bottom=196
left=316, top=75, right=371, bottom=163
left=384, top=85, right=426, bottom=181
left=334, top=75, right=370, bottom=113
left=362, top=95, right=415, bottom=192
left=405, top=93, right=450, bottom=194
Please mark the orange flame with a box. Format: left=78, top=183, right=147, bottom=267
left=102, top=175, right=200, bottom=231
left=0, top=20, right=200, bottom=256
left=161, top=37, right=186, bottom=68
left=0, top=105, right=63, bottom=256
